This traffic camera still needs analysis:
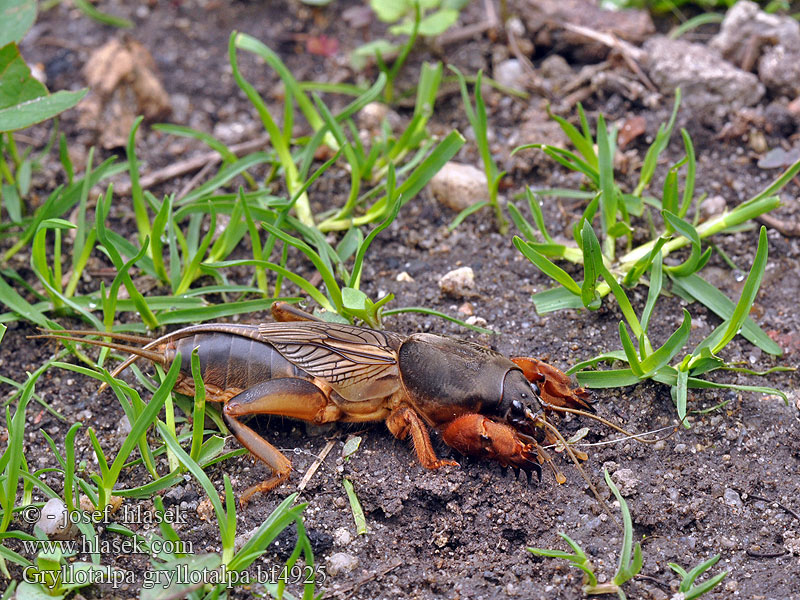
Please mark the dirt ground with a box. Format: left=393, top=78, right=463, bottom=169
left=4, top=1, right=800, bottom=599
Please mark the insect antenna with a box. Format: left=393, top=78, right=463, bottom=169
left=539, top=400, right=684, bottom=444
left=533, top=414, right=618, bottom=524
left=29, top=331, right=171, bottom=394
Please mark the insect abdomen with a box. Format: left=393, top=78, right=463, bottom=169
left=170, top=333, right=303, bottom=392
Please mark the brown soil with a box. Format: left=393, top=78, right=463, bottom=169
left=3, top=1, right=800, bottom=599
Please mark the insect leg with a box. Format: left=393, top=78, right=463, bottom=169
left=440, top=414, right=543, bottom=482
left=385, top=404, right=459, bottom=470
left=222, top=377, right=341, bottom=504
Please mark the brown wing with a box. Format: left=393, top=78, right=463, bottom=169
left=257, top=322, right=403, bottom=400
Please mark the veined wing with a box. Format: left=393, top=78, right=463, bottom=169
left=257, top=322, right=402, bottom=399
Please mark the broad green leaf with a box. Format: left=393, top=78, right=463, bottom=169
left=371, top=0, right=410, bottom=21
left=0, top=0, right=36, bottom=46
left=0, top=41, right=47, bottom=108
left=0, top=89, right=87, bottom=132
left=342, top=287, right=369, bottom=312
left=531, top=286, right=585, bottom=313
left=391, top=9, right=459, bottom=36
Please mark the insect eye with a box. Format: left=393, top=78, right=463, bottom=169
left=512, top=400, right=525, bottom=413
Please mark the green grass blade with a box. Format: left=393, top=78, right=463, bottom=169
left=514, top=237, right=581, bottom=296
left=639, top=250, right=663, bottom=334
left=596, top=114, right=617, bottom=240
left=618, top=322, right=644, bottom=376
left=546, top=107, right=598, bottom=169
left=678, top=129, right=696, bottom=218
left=669, top=273, right=781, bottom=356
left=711, top=226, right=768, bottom=355
left=343, top=478, right=367, bottom=535
left=639, top=309, right=691, bottom=375
left=575, top=368, right=641, bottom=388
left=531, top=287, right=586, bottom=313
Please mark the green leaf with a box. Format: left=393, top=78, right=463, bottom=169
left=639, top=309, right=691, bottom=375
left=0, top=273, right=49, bottom=326
left=575, top=368, right=641, bottom=388
left=546, top=105, right=597, bottom=169
left=531, top=286, right=585, bottom=313
left=605, top=470, right=642, bottom=585
left=343, top=478, right=367, bottom=535
left=669, top=272, right=781, bottom=356
left=391, top=9, right=459, bottom=36
left=636, top=89, right=680, bottom=195
left=639, top=250, right=663, bottom=334
left=342, top=287, right=369, bottom=312
left=0, top=89, right=88, bottom=132
left=0, top=41, right=47, bottom=107
left=674, top=365, right=689, bottom=422
left=351, top=40, right=400, bottom=70
left=711, top=226, right=769, bottom=355
left=596, top=114, right=617, bottom=237
left=618, top=321, right=644, bottom=376
left=514, top=236, right=581, bottom=296
left=140, top=554, right=222, bottom=600
left=580, top=221, right=603, bottom=309
left=0, top=0, right=36, bottom=46
left=370, top=0, right=410, bottom=22
left=662, top=210, right=708, bottom=276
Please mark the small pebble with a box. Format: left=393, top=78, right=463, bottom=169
left=458, top=302, right=474, bottom=316
left=723, top=488, right=743, bottom=509
left=611, top=468, right=640, bottom=496
left=429, top=162, right=488, bottom=212
left=494, top=59, right=527, bottom=90
left=36, top=498, right=79, bottom=540
left=438, top=267, right=476, bottom=297
left=466, top=315, right=488, bottom=328
left=326, top=552, right=359, bottom=576
left=333, top=527, right=353, bottom=547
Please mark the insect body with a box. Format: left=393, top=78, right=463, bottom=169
left=39, top=304, right=591, bottom=503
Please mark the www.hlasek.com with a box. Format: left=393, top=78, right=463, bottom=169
left=22, top=536, right=192, bottom=559
left=22, top=551, right=325, bottom=590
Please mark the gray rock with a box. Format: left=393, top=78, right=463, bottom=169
left=758, top=45, right=800, bottom=97
left=644, top=37, right=764, bottom=118
left=326, top=552, right=359, bottom=576
left=611, top=468, right=640, bottom=496
left=494, top=59, right=527, bottom=90
left=710, top=1, right=800, bottom=96
left=710, top=0, right=800, bottom=58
